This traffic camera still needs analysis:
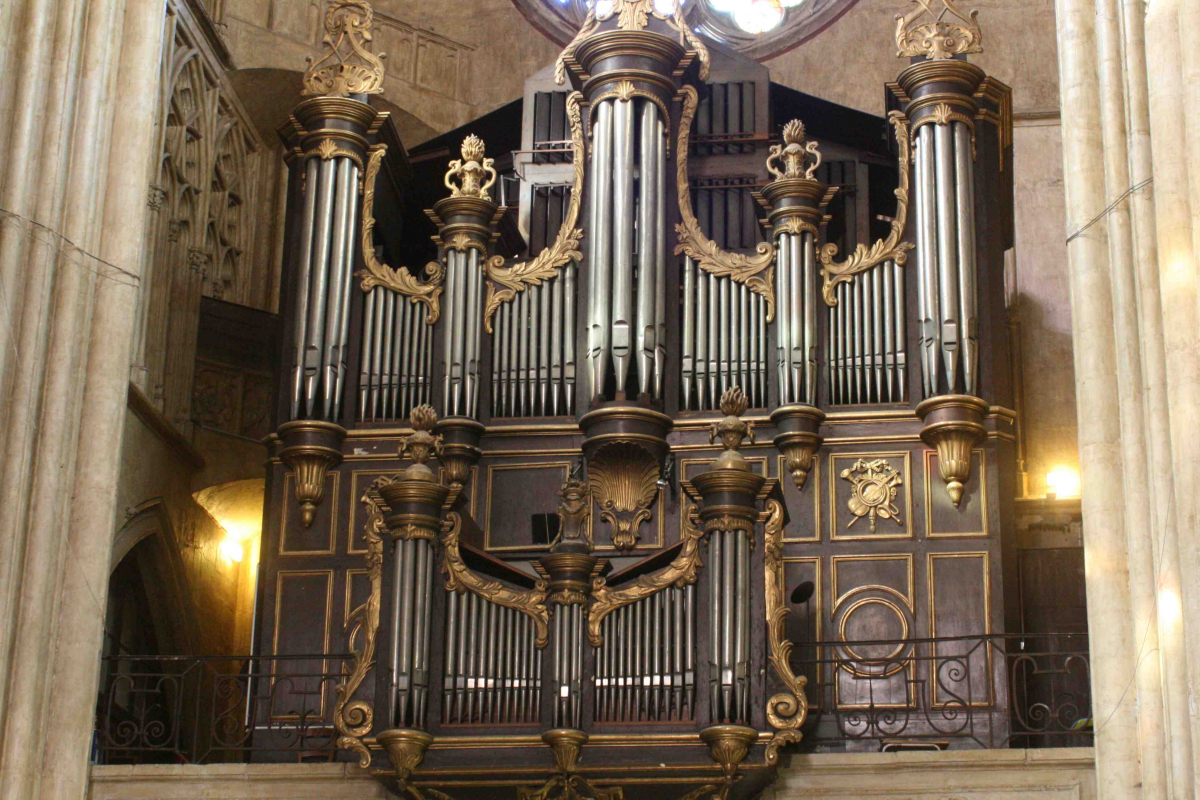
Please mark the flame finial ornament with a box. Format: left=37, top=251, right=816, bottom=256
left=766, top=119, right=822, bottom=181
left=444, top=135, right=498, bottom=199
left=895, top=0, right=983, bottom=61
left=709, top=387, right=755, bottom=471
left=400, top=405, right=443, bottom=482
left=302, top=1, right=387, bottom=97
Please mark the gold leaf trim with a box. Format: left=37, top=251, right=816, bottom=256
left=818, top=112, right=915, bottom=306
left=776, top=217, right=819, bottom=237
left=334, top=476, right=388, bottom=767
left=911, top=102, right=977, bottom=160
left=444, top=134, right=498, bottom=200
left=895, top=0, right=983, bottom=61
left=763, top=498, right=807, bottom=765
left=441, top=511, right=551, bottom=648
left=674, top=85, right=776, bottom=321
left=482, top=92, right=586, bottom=333
left=554, top=9, right=598, bottom=86
left=357, top=144, right=444, bottom=323
left=302, top=1, right=386, bottom=97
left=589, top=81, right=672, bottom=156
left=587, top=505, right=706, bottom=646
left=588, top=441, right=660, bottom=550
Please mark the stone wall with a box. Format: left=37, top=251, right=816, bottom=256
left=87, top=748, right=1096, bottom=799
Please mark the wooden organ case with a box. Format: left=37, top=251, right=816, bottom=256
left=257, top=1, right=1015, bottom=797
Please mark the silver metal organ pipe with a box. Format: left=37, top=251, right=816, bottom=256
left=527, top=282, right=541, bottom=414
left=685, top=583, right=695, bottom=716
left=465, top=249, right=483, bottom=417
left=917, top=124, right=941, bottom=395
left=730, top=278, right=742, bottom=397
left=588, top=100, right=614, bottom=401
left=895, top=259, right=907, bottom=398
left=331, top=161, right=360, bottom=420
left=538, top=276, right=550, bottom=414
left=720, top=528, right=735, bottom=720
left=611, top=98, right=636, bottom=394
left=954, top=120, right=979, bottom=394
left=504, top=300, right=515, bottom=415
left=719, top=277, right=731, bottom=395
left=933, top=121, right=961, bottom=391
left=517, top=288, right=529, bottom=416
left=441, top=251, right=456, bottom=413
left=788, top=232, right=804, bottom=400
left=358, top=287, right=376, bottom=420
left=748, top=287, right=758, bottom=406
left=694, top=262, right=708, bottom=410
left=736, top=528, right=750, bottom=722
left=388, top=294, right=403, bottom=418
left=550, top=264, right=564, bottom=415
left=320, top=159, right=352, bottom=420
left=707, top=272, right=718, bottom=406
left=653, top=115, right=667, bottom=400
left=289, top=158, right=321, bottom=419
left=395, top=296, right=412, bottom=419
left=492, top=298, right=504, bottom=416
left=882, top=262, right=895, bottom=401
left=443, top=588, right=458, bottom=722
left=302, top=158, right=339, bottom=417
left=802, top=231, right=817, bottom=405
left=852, top=272, right=863, bottom=402
left=454, top=250, right=470, bottom=415
left=775, top=234, right=791, bottom=402
left=380, top=290, right=395, bottom=417
left=871, top=263, right=884, bottom=402
left=682, top=257, right=695, bottom=409
left=563, top=261, right=576, bottom=413
left=636, top=102, right=657, bottom=397
left=369, top=288, right=384, bottom=418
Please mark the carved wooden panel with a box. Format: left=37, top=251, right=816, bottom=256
left=925, top=449, right=989, bottom=538
left=828, top=451, right=913, bottom=541
left=831, top=554, right=915, bottom=709
left=928, top=552, right=993, bottom=706
left=271, top=570, right=333, bottom=720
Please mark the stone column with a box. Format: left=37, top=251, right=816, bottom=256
left=1053, top=0, right=1142, bottom=797
left=0, top=0, right=164, bottom=798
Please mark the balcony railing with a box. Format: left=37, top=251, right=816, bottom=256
left=92, top=633, right=1090, bottom=764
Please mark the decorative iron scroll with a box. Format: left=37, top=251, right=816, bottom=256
left=483, top=92, right=586, bottom=333
left=587, top=505, right=706, bottom=646
left=441, top=511, right=552, bottom=648
left=333, top=477, right=388, bottom=768
left=302, top=1, right=387, bottom=97
left=675, top=85, right=777, bottom=321
left=358, top=144, right=445, bottom=323
left=818, top=112, right=914, bottom=306
left=895, top=0, right=983, bottom=61
left=763, top=498, right=807, bottom=765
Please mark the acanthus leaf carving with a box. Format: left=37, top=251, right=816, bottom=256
left=763, top=499, right=807, bottom=765
left=302, top=1, right=387, bottom=97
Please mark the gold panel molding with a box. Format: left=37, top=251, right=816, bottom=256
left=778, top=454, right=821, bottom=543
left=272, top=569, right=334, bottom=720
left=928, top=551, right=993, bottom=707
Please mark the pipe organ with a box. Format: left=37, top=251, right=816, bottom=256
left=258, top=1, right=1016, bottom=798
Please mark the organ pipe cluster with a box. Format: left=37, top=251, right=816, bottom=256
left=828, top=260, right=908, bottom=404
left=681, top=261, right=769, bottom=410
left=358, top=285, right=433, bottom=421
left=586, top=96, right=668, bottom=403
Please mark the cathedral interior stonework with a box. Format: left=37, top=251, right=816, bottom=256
left=0, top=0, right=1197, bottom=798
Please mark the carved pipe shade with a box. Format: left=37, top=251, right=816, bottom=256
left=514, top=0, right=863, bottom=60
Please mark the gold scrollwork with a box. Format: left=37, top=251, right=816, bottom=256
left=309, top=138, right=366, bottom=173
left=763, top=499, right=807, bottom=765
left=483, top=92, right=586, bottom=333
left=841, top=458, right=905, bottom=533
left=441, top=511, right=551, bottom=648
left=894, top=0, right=983, bottom=61
left=818, top=112, right=915, bottom=306
left=765, top=119, right=821, bottom=181
left=776, top=217, right=819, bottom=238
left=587, top=505, right=706, bottom=646
left=357, top=144, right=444, bottom=323
left=588, top=441, right=660, bottom=550
left=675, top=85, right=776, bottom=320
left=334, top=476, right=388, bottom=768
left=302, top=1, right=387, bottom=98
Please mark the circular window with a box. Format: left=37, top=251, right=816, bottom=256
left=513, top=0, right=863, bottom=61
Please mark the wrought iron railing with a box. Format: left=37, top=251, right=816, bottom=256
left=794, top=633, right=1092, bottom=750
left=93, top=654, right=352, bottom=765
left=93, top=634, right=1090, bottom=764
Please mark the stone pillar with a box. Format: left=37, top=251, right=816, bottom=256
left=0, top=0, right=164, bottom=798
left=1057, top=0, right=1200, bottom=793
left=1053, top=0, right=1142, bottom=796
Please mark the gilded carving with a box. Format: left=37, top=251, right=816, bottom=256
left=401, top=404, right=443, bottom=477
left=840, top=458, right=904, bottom=534
left=709, top=387, right=755, bottom=457
left=554, top=9, right=599, bottom=86
left=894, top=0, right=983, bottom=61
left=911, top=103, right=977, bottom=160
left=444, top=135, right=498, bottom=200
left=483, top=92, right=586, bottom=332
left=776, top=216, right=819, bottom=238
left=587, top=442, right=660, bottom=550
left=763, top=499, right=807, bottom=765
left=554, top=478, right=594, bottom=551
left=357, top=144, right=445, bottom=323
left=302, top=1, right=387, bottom=97
left=441, top=511, right=551, bottom=648
left=766, top=119, right=822, bottom=181
left=588, top=505, right=706, bottom=646
left=588, top=82, right=672, bottom=154
left=818, top=112, right=915, bottom=305
left=334, top=475, right=387, bottom=768
left=675, top=85, right=776, bottom=320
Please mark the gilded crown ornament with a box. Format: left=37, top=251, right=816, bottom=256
left=766, top=119, right=822, bottom=181
left=399, top=405, right=443, bottom=482
left=709, top=387, right=755, bottom=472
left=302, top=1, right=387, bottom=97
left=895, top=0, right=983, bottom=61
left=445, top=135, right=498, bottom=200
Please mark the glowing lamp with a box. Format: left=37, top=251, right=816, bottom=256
left=1045, top=466, right=1080, bottom=499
